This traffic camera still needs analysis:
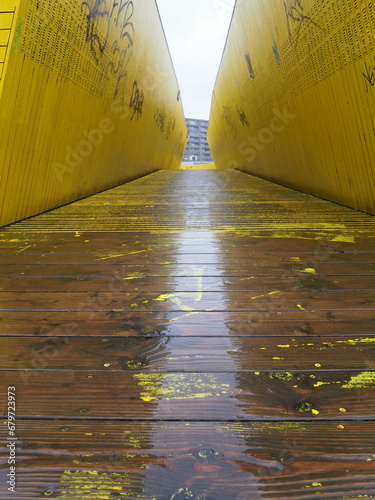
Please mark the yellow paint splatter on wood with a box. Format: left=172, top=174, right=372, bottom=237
left=331, top=235, right=356, bottom=243
left=342, top=372, right=375, bottom=389
left=337, top=338, right=375, bottom=345
left=270, top=372, right=294, bottom=381
left=56, top=469, right=138, bottom=499
left=251, top=291, right=281, bottom=300
left=123, top=272, right=146, bottom=280
left=305, top=482, right=323, bottom=488
left=94, top=252, right=127, bottom=261
left=153, top=293, right=174, bottom=302
left=133, top=373, right=231, bottom=402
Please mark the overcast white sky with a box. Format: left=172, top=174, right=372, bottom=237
left=157, top=0, right=236, bottom=121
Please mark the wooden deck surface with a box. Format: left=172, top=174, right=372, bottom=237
left=1, top=169, right=375, bottom=499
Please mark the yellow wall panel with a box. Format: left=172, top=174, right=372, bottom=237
left=0, top=1, right=20, bottom=95
left=0, top=0, right=187, bottom=227
left=208, top=0, right=375, bottom=215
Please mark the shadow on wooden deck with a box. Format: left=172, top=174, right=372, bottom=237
left=1, top=169, right=375, bottom=499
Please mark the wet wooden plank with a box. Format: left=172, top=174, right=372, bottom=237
left=2, top=251, right=375, bottom=264
left=6, top=219, right=374, bottom=233
left=1, top=336, right=375, bottom=372
left=1, top=290, right=374, bottom=312
left=1, top=420, right=374, bottom=499
left=1, top=274, right=375, bottom=292
left=6, top=191, right=374, bottom=231
left=1, top=310, right=374, bottom=337
left=1, top=233, right=375, bottom=254
left=12, top=220, right=372, bottom=232
left=1, top=261, right=375, bottom=277
left=1, top=370, right=375, bottom=420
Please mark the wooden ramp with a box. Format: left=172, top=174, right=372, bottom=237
left=1, top=169, right=375, bottom=499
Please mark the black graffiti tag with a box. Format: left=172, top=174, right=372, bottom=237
left=129, top=80, right=144, bottom=120
left=81, top=0, right=110, bottom=63
left=238, top=109, right=249, bottom=126
left=81, top=0, right=135, bottom=101
left=245, top=54, right=255, bottom=79
left=363, top=60, right=375, bottom=93
left=284, top=0, right=318, bottom=35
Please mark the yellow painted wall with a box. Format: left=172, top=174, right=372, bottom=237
left=0, top=1, right=18, bottom=96
left=0, top=0, right=187, bottom=227
left=208, top=0, right=375, bottom=215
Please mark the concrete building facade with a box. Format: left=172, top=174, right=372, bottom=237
left=183, top=118, right=213, bottom=164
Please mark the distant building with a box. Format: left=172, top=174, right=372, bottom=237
left=183, top=118, right=213, bottom=164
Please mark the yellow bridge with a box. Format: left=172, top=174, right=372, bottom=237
left=1, top=1, right=375, bottom=499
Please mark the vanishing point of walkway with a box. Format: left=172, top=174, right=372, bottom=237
left=1, top=169, right=375, bottom=499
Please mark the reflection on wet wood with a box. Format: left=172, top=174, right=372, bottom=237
left=1, top=290, right=375, bottom=312
left=1, top=261, right=375, bottom=277
left=2, top=274, right=375, bottom=292
left=1, top=336, right=375, bottom=371
left=1, top=303, right=375, bottom=337
left=1, top=369, right=375, bottom=420
left=2, top=251, right=375, bottom=265
left=1, top=170, right=375, bottom=499
left=1, top=420, right=374, bottom=500
left=2, top=232, right=375, bottom=253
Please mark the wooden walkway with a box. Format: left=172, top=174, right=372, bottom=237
left=1, top=169, right=375, bottom=499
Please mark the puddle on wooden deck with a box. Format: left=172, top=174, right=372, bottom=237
left=0, top=170, right=375, bottom=499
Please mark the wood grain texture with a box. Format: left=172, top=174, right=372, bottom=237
left=1, top=421, right=374, bottom=500
left=1, top=170, right=375, bottom=499
left=1, top=310, right=374, bottom=337
left=1, top=290, right=374, bottom=312
left=1, top=369, right=375, bottom=420
left=2, top=251, right=375, bottom=265
left=0, top=336, right=374, bottom=371
left=3, top=274, right=375, bottom=292
left=1, top=262, right=375, bottom=277
left=1, top=232, right=375, bottom=251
